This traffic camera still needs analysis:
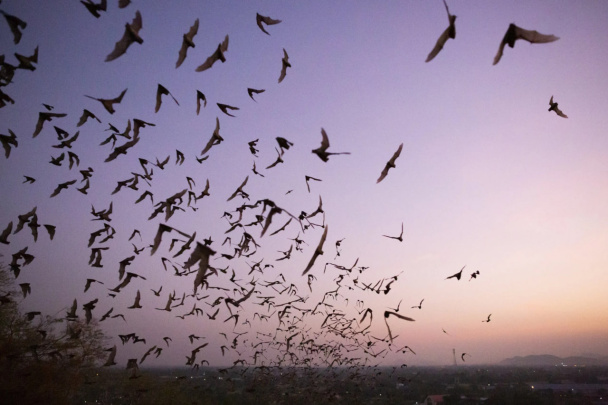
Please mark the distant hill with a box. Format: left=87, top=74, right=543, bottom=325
left=500, top=354, right=608, bottom=367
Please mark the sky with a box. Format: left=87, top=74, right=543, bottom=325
left=1, top=0, right=608, bottom=369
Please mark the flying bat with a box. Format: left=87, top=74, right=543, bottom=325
left=226, top=176, right=248, bottom=202
left=33, top=112, right=67, bottom=138
left=446, top=265, right=465, bottom=280
left=155, top=84, right=179, bottom=113
left=105, top=10, right=143, bottom=62
left=81, top=0, right=107, bottom=18
left=0, top=129, right=17, bottom=158
left=247, top=88, right=265, bottom=102
left=85, top=88, right=127, bottom=114
left=217, top=103, right=239, bottom=117
left=195, top=35, right=229, bottom=72
left=493, top=23, right=559, bottom=65
left=15, top=46, right=38, bottom=70
left=176, top=18, right=199, bottom=68
left=312, top=128, right=350, bottom=162
left=302, top=225, right=328, bottom=275
left=50, top=179, right=77, bottom=197
left=305, top=175, right=321, bottom=193
left=548, top=96, right=568, bottom=118
left=200, top=117, right=223, bottom=156
left=196, top=90, right=206, bottom=114
left=0, top=221, right=12, bottom=244
left=1, top=10, right=27, bottom=44
left=377, top=143, right=403, bottom=183
left=104, top=134, right=140, bottom=162
left=256, top=13, right=281, bottom=35
left=76, top=109, right=101, bottom=127
left=383, top=222, right=403, bottom=242
left=425, top=0, right=456, bottom=63
left=278, top=48, right=290, bottom=83
left=384, top=310, right=415, bottom=343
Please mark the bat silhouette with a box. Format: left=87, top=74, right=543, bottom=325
left=176, top=18, right=199, bottom=68
left=312, top=128, right=350, bottom=162
left=200, top=117, right=223, bottom=156
left=217, top=103, right=239, bottom=117
left=0, top=129, right=17, bottom=158
left=302, top=225, right=328, bottom=275
left=15, top=46, right=38, bottom=70
left=50, top=179, right=77, bottom=197
left=85, top=88, right=127, bottom=114
left=76, top=109, right=101, bottom=127
left=384, top=310, right=415, bottom=343
left=548, top=96, right=568, bottom=118
left=493, top=23, right=559, bottom=65
left=33, top=112, right=67, bottom=138
left=105, top=10, right=143, bottom=62
left=1, top=10, right=27, bottom=44
left=377, top=143, right=403, bottom=183
left=247, top=88, right=265, bottom=102
left=155, top=84, right=179, bottom=113
left=196, top=35, right=229, bottom=72
left=81, top=0, right=107, bottom=18
left=383, top=222, right=404, bottom=242
left=446, top=265, right=465, bottom=280
left=196, top=90, right=206, bottom=114
left=278, top=48, right=290, bottom=83
left=256, top=13, right=281, bottom=35
left=425, top=0, right=456, bottom=63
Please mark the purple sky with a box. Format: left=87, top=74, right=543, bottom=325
left=1, top=0, right=607, bottom=368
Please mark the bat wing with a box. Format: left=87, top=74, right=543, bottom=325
left=2, top=12, right=27, bottom=44
left=302, top=225, right=328, bottom=275
left=259, top=14, right=281, bottom=26
left=426, top=26, right=451, bottom=63
left=515, top=25, right=559, bottom=44
left=554, top=107, right=568, bottom=118
left=200, top=134, right=216, bottom=156
left=493, top=37, right=508, bottom=65
left=278, top=49, right=289, bottom=83
left=155, top=84, right=166, bottom=113
left=196, top=91, right=206, bottom=114
left=257, top=13, right=281, bottom=35
left=220, top=34, right=229, bottom=53
left=320, top=128, right=330, bottom=150
left=185, top=18, right=199, bottom=41
left=390, top=143, right=404, bottom=164
left=195, top=51, right=219, bottom=72
left=106, top=27, right=133, bottom=62
left=176, top=41, right=189, bottom=68
left=376, top=164, right=390, bottom=184
left=33, top=114, right=45, bottom=137
left=278, top=65, right=287, bottom=83
left=196, top=36, right=227, bottom=72
left=385, top=310, right=416, bottom=322
left=105, top=11, right=142, bottom=62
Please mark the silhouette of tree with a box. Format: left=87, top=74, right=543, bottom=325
left=0, top=266, right=108, bottom=404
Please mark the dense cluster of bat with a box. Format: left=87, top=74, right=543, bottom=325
left=0, top=0, right=567, bottom=383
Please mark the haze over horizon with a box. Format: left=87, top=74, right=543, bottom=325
left=1, top=0, right=607, bottom=369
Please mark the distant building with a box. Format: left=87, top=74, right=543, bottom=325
left=424, top=394, right=446, bottom=404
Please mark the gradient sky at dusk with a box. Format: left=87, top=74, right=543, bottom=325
left=1, top=0, right=607, bottom=368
